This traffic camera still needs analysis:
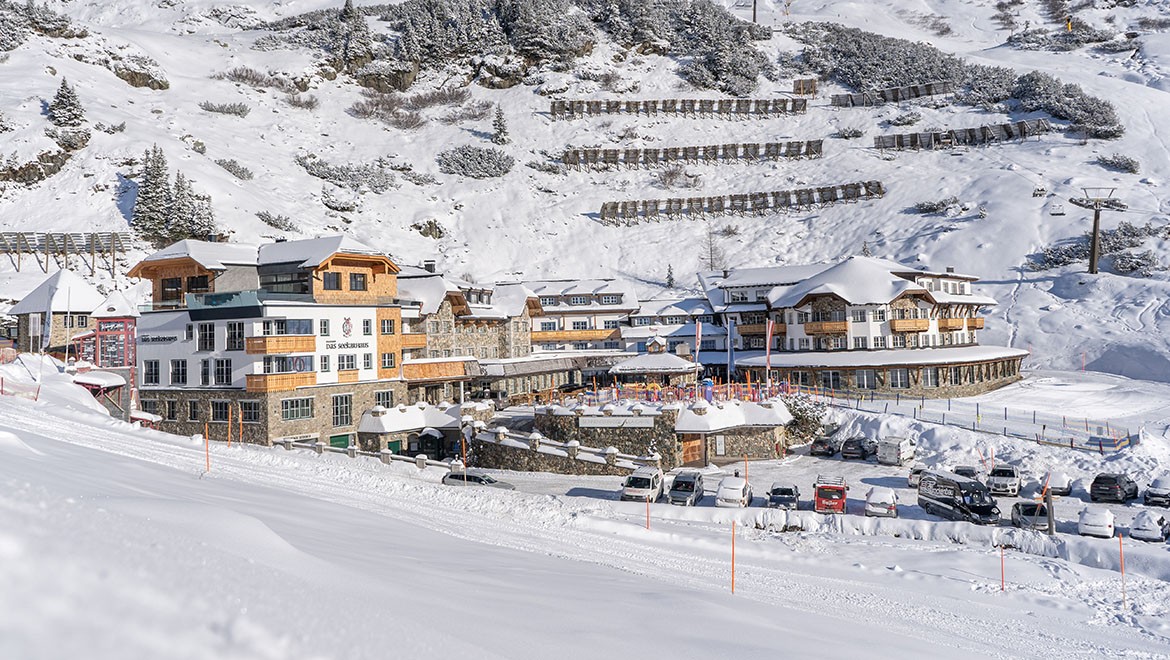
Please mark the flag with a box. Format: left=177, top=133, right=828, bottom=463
left=726, top=318, right=736, bottom=381
left=764, top=318, right=774, bottom=388
left=40, top=278, right=60, bottom=352
left=694, top=320, right=702, bottom=359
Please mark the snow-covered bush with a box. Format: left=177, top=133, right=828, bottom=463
left=403, top=86, right=470, bottom=110
left=295, top=153, right=399, bottom=193
left=1095, top=153, right=1139, bottom=174
left=436, top=145, right=514, bottom=178
left=525, top=160, right=562, bottom=174
left=835, top=126, right=865, bottom=139
left=1028, top=221, right=1167, bottom=274
left=1007, top=23, right=1114, bottom=52
left=199, top=101, right=251, bottom=117
left=0, top=109, right=12, bottom=133
left=45, top=127, right=90, bottom=151
left=0, top=10, right=29, bottom=51
left=256, top=210, right=298, bottom=232
left=1012, top=71, right=1123, bottom=138
left=402, top=170, right=438, bottom=185
left=1097, top=38, right=1139, bottom=54
left=95, top=121, right=126, bottom=134
left=913, top=196, right=960, bottom=214
left=778, top=393, right=826, bottom=443
left=440, top=99, right=494, bottom=124
left=1111, top=250, right=1158, bottom=277
left=0, top=0, right=83, bottom=51
left=285, top=93, right=319, bottom=109
left=887, top=111, right=921, bottom=126
left=215, top=158, right=254, bottom=180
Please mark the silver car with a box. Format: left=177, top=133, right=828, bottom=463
left=441, top=468, right=516, bottom=490
left=668, top=470, right=705, bottom=506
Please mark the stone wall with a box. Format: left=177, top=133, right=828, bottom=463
left=470, top=438, right=635, bottom=476
left=15, top=312, right=91, bottom=353
left=762, top=356, right=1024, bottom=399
left=704, top=426, right=787, bottom=463
left=534, top=408, right=683, bottom=470
left=421, top=299, right=531, bottom=360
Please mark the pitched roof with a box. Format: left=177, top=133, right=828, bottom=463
left=674, top=398, right=794, bottom=433
left=609, top=351, right=700, bottom=375
left=257, top=235, right=386, bottom=268
left=9, top=270, right=105, bottom=315
left=768, top=256, right=930, bottom=308
left=92, top=290, right=142, bottom=319
left=136, top=239, right=259, bottom=270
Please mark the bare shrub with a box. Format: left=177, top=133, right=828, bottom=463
left=914, top=196, right=960, bottom=213
left=199, top=101, right=251, bottom=117
left=836, top=126, right=865, bottom=139
left=285, top=93, right=319, bottom=109
left=213, top=66, right=269, bottom=86
left=439, top=100, right=494, bottom=124
left=388, top=111, right=426, bottom=130
left=403, top=87, right=470, bottom=110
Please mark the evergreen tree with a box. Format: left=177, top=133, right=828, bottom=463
left=491, top=106, right=509, bottom=145
left=665, top=264, right=675, bottom=288
left=47, top=78, right=85, bottom=127
left=335, top=0, right=373, bottom=73
left=861, top=241, right=872, bottom=257
left=166, top=171, right=196, bottom=242
left=189, top=192, right=217, bottom=240
left=130, top=145, right=171, bottom=243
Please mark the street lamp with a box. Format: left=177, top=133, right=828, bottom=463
left=1069, top=187, right=1125, bottom=275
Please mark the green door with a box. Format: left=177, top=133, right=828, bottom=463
left=329, top=433, right=351, bottom=448
left=385, top=439, right=401, bottom=453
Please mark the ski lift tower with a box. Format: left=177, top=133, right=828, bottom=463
left=1069, top=187, right=1122, bottom=275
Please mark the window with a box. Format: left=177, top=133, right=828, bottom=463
left=200, top=359, right=210, bottom=386
left=185, top=324, right=194, bottom=341
left=855, top=369, right=877, bottom=389
left=66, top=314, right=89, bottom=328
left=427, top=321, right=440, bottom=334
left=240, top=401, right=261, bottom=423
left=262, top=319, right=313, bottom=336
left=790, top=371, right=811, bottom=387
left=853, top=337, right=868, bottom=350
left=603, top=319, right=620, bottom=330
left=729, top=290, right=748, bottom=303
left=186, top=275, right=210, bottom=294
left=633, top=317, right=653, bottom=326
left=748, top=337, right=765, bottom=349
left=197, top=322, right=215, bottom=351
left=571, top=320, right=589, bottom=330
left=873, top=309, right=887, bottom=322
left=603, top=341, right=620, bottom=350
left=831, top=336, right=847, bottom=350
left=263, top=355, right=314, bottom=374
left=572, top=342, right=588, bottom=350
left=164, top=400, right=177, bottom=422
left=795, top=311, right=811, bottom=323
left=320, top=319, right=330, bottom=336
left=568, top=295, right=587, bottom=306
left=889, top=368, right=910, bottom=389
left=820, top=371, right=842, bottom=390
left=375, top=391, right=395, bottom=408
left=798, top=338, right=810, bottom=351
left=320, top=355, right=330, bottom=372
left=161, top=277, right=182, bottom=301
left=332, top=394, right=353, bottom=427
left=380, top=318, right=396, bottom=335
left=600, top=294, right=621, bottom=305
left=338, top=354, right=356, bottom=370
left=140, top=399, right=158, bottom=415
left=214, top=359, right=232, bottom=385
left=923, top=367, right=939, bottom=388
left=663, top=316, right=687, bottom=325
left=891, top=335, right=906, bottom=348
left=211, top=401, right=230, bottom=422
left=539, top=296, right=557, bottom=307
left=363, top=353, right=373, bottom=370
left=281, top=397, right=314, bottom=421
left=322, top=272, right=341, bottom=290
left=226, top=322, right=245, bottom=351
left=170, top=360, right=187, bottom=385
left=363, top=319, right=372, bottom=336
left=188, top=400, right=199, bottom=421
left=754, top=291, right=768, bottom=301
left=873, top=336, right=887, bottom=349
left=850, top=309, right=867, bottom=323
left=541, top=321, right=557, bottom=331
left=143, top=360, right=159, bottom=385
left=381, top=352, right=396, bottom=369
left=741, top=312, right=766, bottom=324
left=350, top=273, right=367, bottom=291
left=700, top=339, right=716, bottom=351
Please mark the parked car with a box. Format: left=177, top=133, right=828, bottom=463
left=1130, top=510, right=1170, bottom=542
left=810, top=435, right=842, bottom=457
left=1041, top=471, right=1073, bottom=497
left=715, top=476, right=753, bottom=508
left=621, top=466, right=664, bottom=502
left=840, top=437, right=877, bottom=460
left=557, top=382, right=587, bottom=394
left=667, top=469, right=704, bottom=506
left=877, top=437, right=916, bottom=466
left=813, top=475, right=848, bottom=514
left=987, top=465, right=1022, bottom=497
left=1089, top=473, right=1138, bottom=503
left=952, top=465, right=985, bottom=484
left=917, top=471, right=1000, bottom=525
left=1010, top=502, right=1049, bottom=530
left=864, top=487, right=899, bottom=518
left=767, top=483, right=800, bottom=510
left=1144, top=475, right=1170, bottom=508
left=1077, top=507, right=1116, bottom=538
left=908, top=464, right=928, bottom=489
left=441, top=469, right=516, bottom=490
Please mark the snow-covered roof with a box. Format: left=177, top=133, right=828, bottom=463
left=929, top=291, right=999, bottom=306
left=92, top=290, right=141, bottom=319
left=699, top=264, right=831, bottom=290
left=357, top=402, right=462, bottom=434
left=621, top=323, right=727, bottom=340
left=73, top=371, right=126, bottom=389
left=736, top=345, right=1030, bottom=369
left=136, top=239, right=259, bottom=270
left=257, top=235, right=388, bottom=268
left=396, top=273, right=458, bottom=315
left=519, top=279, right=639, bottom=311
left=632, top=297, right=713, bottom=318
left=9, top=270, right=105, bottom=315
left=674, top=398, right=794, bottom=433
left=490, top=282, right=540, bottom=317
left=768, top=256, right=930, bottom=308
left=609, top=352, right=700, bottom=375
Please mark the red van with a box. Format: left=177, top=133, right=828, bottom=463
left=814, top=475, right=848, bottom=514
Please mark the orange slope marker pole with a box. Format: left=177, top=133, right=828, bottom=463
left=203, top=420, right=210, bottom=473
left=1120, top=533, right=1126, bottom=609
left=227, top=403, right=233, bottom=448
left=731, top=520, right=736, bottom=594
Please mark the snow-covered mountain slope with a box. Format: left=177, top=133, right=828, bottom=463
left=1, top=0, right=1169, bottom=380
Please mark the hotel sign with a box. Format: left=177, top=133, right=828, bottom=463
left=138, top=335, right=178, bottom=344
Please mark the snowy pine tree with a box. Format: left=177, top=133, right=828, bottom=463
left=491, top=106, right=508, bottom=145
left=665, top=264, right=675, bottom=288
left=189, top=192, right=217, bottom=239
left=702, top=223, right=725, bottom=271
left=166, top=171, right=196, bottom=242
left=130, top=145, right=171, bottom=244
left=861, top=241, right=872, bottom=257
left=47, top=78, right=85, bottom=127
left=335, top=0, right=374, bottom=73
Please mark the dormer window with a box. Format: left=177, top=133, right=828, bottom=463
left=600, top=294, right=621, bottom=305
left=539, top=296, right=557, bottom=306
left=568, top=295, right=588, bottom=306
left=729, top=290, right=748, bottom=303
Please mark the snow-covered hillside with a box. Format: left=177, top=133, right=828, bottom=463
left=2, top=0, right=1170, bottom=380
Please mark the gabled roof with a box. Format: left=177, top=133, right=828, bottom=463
left=131, top=236, right=395, bottom=277
left=9, top=270, right=105, bottom=315
left=134, top=239, right=259, bottom=271
left=518, top=278, right=639, bottom=312
left=357, top=402, right=463, bottom=434
left=609, top=351, right=700, bottom=375
left=674, top=398, right=794, bottom=433
left=632, top=297, right=713, bottom=318
left=768, top=256, right=930, bottom=308
left=257, top=235, right=388, bottom=268
left=397, top=272, right=457, bottom=315
left=92, top=290, right=141, bottom=319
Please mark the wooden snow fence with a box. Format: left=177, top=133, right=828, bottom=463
left=561, top=139, right=824, bottom=171
left=597, top=180, right=885, bottom=225
left=0, top=231, right=133, bottom=274
left=550, top=97, right=808, bottom=119
left=873, top=118, right=1053, bottom=151
left=831, top=81, right=954, bottom=108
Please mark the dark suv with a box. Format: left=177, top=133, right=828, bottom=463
left=810, top=436, right=842, bottom=457
left=1090, top=473, right=1138, bottom=503
left=840, top=437, right=876, bottom=460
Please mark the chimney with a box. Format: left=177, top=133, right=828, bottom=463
left=423, top=260, right=436, bottom=273
left=945, top=267, right=955, bottom=273
left=722, top=269, right=730, bottom=278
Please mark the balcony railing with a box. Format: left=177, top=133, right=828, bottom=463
left=245, top=335, right=317, bottom=355
left=803, top=321, right=848, bottom=335
left=937, top=318, right=965, bottom=331
left=245, top=372, right=316, bottom=393
left=401, top=333, right=428, bottom=349
left=968, top=317, right=985, bottom=329
left=531, top=329, right=620, bottom=342
left=402, top=360, right=477, bottom=382
left=889, top=318, right=930, bottom=333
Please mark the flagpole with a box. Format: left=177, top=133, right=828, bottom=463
left=764, top=318, right=774, bottom=391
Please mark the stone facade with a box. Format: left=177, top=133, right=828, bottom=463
left=470, top=437, right=638, bottom=476
left=535, top=408, right=683, bottom=470
left=419, top=299, right=532, bottom=361
left=682, top=426, right=787, bottom=465
left=765, top=355, right=1024, bottom=398
left=16, top=312, right=91, bottom=353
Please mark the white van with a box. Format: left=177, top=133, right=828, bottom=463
left=620, top=466, right=664, bottom=502
left=877, top=437, right=915, bottom=466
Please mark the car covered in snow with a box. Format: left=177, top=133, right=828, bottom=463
left=864, top=487, right=898, bottom=518
left=1010, top=502, right=1049, bottom=530
left=1144, top=475, right=1170, bottom=508
left=766, top=483, right=800, bottom=510
left=715, top=476, right=753, bottom=508
left=1129, top=510, right=1170, bottom=542
left=987, top=465, right=1022, bottom=496
left=1077, top=507, right=1116, bottom=539
left=1041, top=471, right=1073, bottom=497
left=1089, top=473, right=1138, bottom=503
left=667, top=469, right=704, bottom=506
left=840, top=437, right=877, bottom=460
left=907, top=464, right=928, bottom=489
left=621, top=466, right=664, bottom=502
left=441, top=469, right=516, bottom=490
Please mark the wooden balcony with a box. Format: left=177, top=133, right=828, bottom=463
left=337, top=369, right=359, bottom=384
left=531, top=329, right=620, bottom=343
left=246, top=372, right=316, bottom=393
left=402, top=360, right=475, bottom=382
left=889, top=318, right=930, bottom=333
left=245, top=335, right=317, bottom=355
left=401, top=333, right=428, bottom=349
left=937, top=318, right=965, bottom=331
left=803, top=321, right=848, bottom=335
left=967, top=317, right=985, bottom=329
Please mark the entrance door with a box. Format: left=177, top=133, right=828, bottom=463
left=681, top=438, right=704, bottom=465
